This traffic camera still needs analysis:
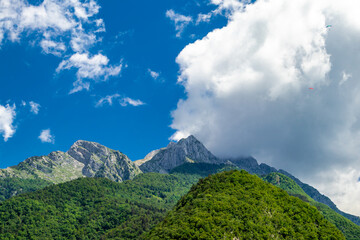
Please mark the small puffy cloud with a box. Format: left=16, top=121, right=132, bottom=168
left=340, top=71, right=352, bottom=86
left=56, top=53, right=122, bottom=93
left=166, top=9, right=192, bottom=38
left=29, top=101, right=40, bottom=114
left=148, top=69, right=160, bottom=80
left=171, top=0, right=360, bottom=215
left=95, top=93, right=120, bottom=107
left=38, top=129, right=55, bottom=143
left=0, top=104, right=16, bottom=142
left=119, top=97, right=145, bottom=107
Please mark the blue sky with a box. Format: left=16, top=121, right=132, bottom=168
left=0, top=0, right=226, bottom=167
left=2, top=0, right=360, bottom=215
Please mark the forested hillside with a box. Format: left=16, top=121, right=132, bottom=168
left=0, top=164, right=359, bottom=239
left=0, top=173, right=200, bottom=239
left=146, top=170, right=345, bottom=239
left=262, top=172, right=360, bottom=240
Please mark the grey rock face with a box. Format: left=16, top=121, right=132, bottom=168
left=139, top=135, right=222, bottom=173
left=0, top=140, right=142, bottom=184
left=133, top=148, right=163, bottom=166
left=66, top=140, right=142, bottom=181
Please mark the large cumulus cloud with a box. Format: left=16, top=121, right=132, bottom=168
left=171, top=0, right=360, bottom=215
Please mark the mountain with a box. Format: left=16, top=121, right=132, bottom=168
left=1, top=135, right=359, bottom=229
left=277, top=169, right=360, bottom=226
left=137, top=135, right=222, bottom=173
left=169, top=162, right=360, bottom=239
left=135, top=135, right=360, bottom=226
left=0, top=172, right=201, bottom=239
left=0, top=161, right=359, bottom=239
left=262, top=172, right=360, bottom=240
left=0, top=140, right=142, bottom=201
left=67, top=140, right=142, bottom=182
left=227, top=155, right=360, bottom=226
left=145, top=170, right=345, bottom=239
left=134, top=148, right=163, bottom=166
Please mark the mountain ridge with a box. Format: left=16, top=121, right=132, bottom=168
left=137, top=135, right=223, bottom=173
left=1, top=135, right=359, bottom=226
left=0, top=140, right=141, bottom=184
left=136, top=135, right=360, bottom=225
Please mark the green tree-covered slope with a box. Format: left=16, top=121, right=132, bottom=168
left=0, top=173, right=200, bottom=240
left=262, top=172, right=360, bottom=240
left=146, top=170, right=345, bottom=239
left=0, top=177, right=52, bottom=202
left=0, top=163, right=358, bottom=239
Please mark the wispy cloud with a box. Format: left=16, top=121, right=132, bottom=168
left=196, top=0, right=247, bottom=24
left=0, top=104, right=16, bottom=142
left=120, top=97, right=145, bottom=107
left=95, top=93, right=120, bottom=107
left=29, top=101, right=40, bottom=114
left=56, top=53, right=122, bottom=94
left=96, top=94, right=145, bottom=107
left=166, top=9, right=192, bottom=38
left=38, top=129, right=55, bottom=143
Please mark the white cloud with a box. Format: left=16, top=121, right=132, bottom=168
left=56, top=53, right=122, bottom=93
left=171, top=0, right=360, bottom=215
left=0, top=0, right=122, bottom=93
left=96, top=94, right=145, bottom=107
left=340, top=71, right=352, bottom=86
left=0, top=104, right=16, bottom=142
left=315, top=168, right=360, bottom=215
left=29, top=101, right=40, bottom=114
left=166, top=9, right=193, bottom=38
left=95, top=93, right=120, bottom=107
left=196, top=0, right=247, bottom=23
left=0, top=0, right=100, bottom=50
left=38, top=129, right=54, bottom=143
left=196, top=13, right=212, bottom=24
left=148, top=69, right=160, bottom=80
left=119, top=97, right=145, bottom=107
left=40, top=39, right=66, bottom=56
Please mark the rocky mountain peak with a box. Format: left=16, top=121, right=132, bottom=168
left=138, top=135, right=221, bottom=173
left=67, top=140, right=110, bottom=164
left=178, top=135, right=198, bottom=144
left=0, top=140, right=141, bottom=185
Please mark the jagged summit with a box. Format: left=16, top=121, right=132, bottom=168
left=138, top=135, right=222, bottom=173
left=68, top=140, right=112, bottom=164
left=0, top=140, right=141, bottom=184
